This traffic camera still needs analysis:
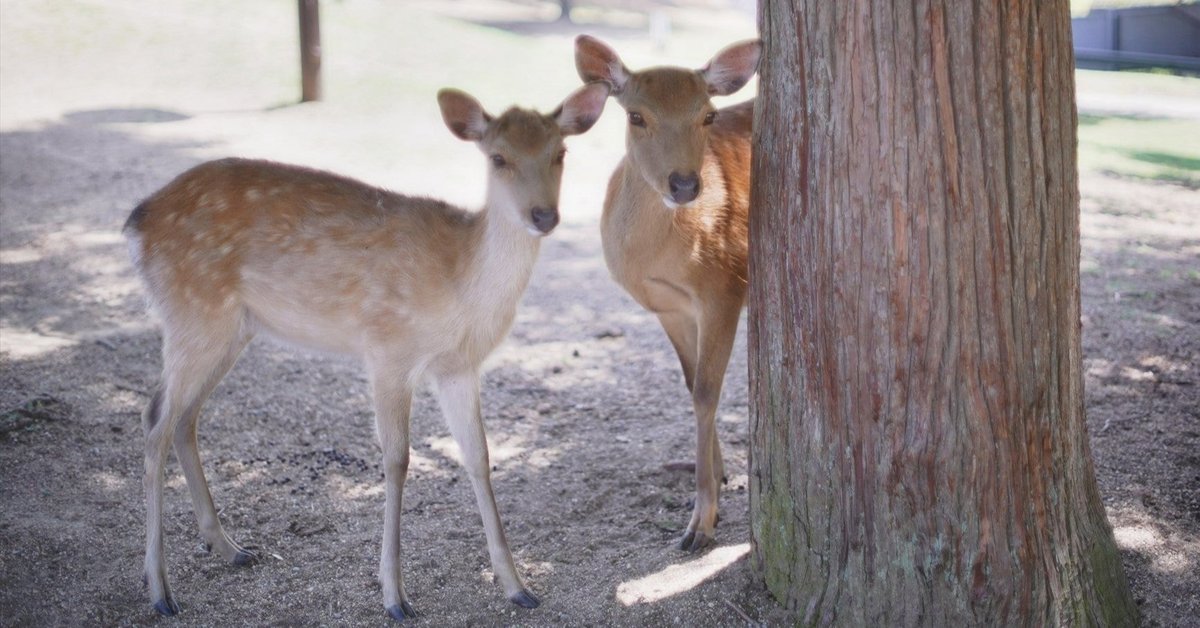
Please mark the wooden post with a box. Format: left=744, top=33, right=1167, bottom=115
left=299, top=0, right=321, bottom=102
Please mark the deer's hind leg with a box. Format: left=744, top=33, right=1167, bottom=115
left=143, top=305, right=250, bottom=615
left=171, top=331, right=255, bottom=566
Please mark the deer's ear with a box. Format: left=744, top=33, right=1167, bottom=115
left=699, top=39, right=762, bottom=96
left=553, top=82, right=610, bottom=136
left=575, top=35, right=630, bottom=95
left=437, top=88, right=493, bottom=142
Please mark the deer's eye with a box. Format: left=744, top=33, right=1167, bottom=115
left=703, top=111, right=717, bottom=126
left=553, top=149, right=567, bottom=165
left=490, top=154, right=507, bottom=168
left=628, top=111, right=646, bottom=127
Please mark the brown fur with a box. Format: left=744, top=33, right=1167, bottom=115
left=577, top=35, right=760, bottom=551
left=127, top=82, right=609, bottom=619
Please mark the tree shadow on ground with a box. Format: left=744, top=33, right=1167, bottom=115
left=1124, top=149, right=1200, bottom=172
left=62, top=109, right=192, bottom=125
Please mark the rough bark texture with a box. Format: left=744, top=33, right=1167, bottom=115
left=747, top=1, right=1137, bottom=625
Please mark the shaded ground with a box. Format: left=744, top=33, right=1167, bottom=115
left=1077, top=176, right=1200, bottom=625
left=1, top=1, right=1197, bottom=626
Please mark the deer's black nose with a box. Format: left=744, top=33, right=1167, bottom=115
left=530, top=206, right=559, bottom=234
left=668, top=172, right=700, bottom=204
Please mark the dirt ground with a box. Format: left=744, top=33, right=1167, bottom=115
left=1, top=2, right=1197, bottom=627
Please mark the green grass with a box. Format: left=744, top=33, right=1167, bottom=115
left=1077, top=115, right=1200, bottom=187
left=1074, top=69, right=1200, bottom=187
left=1076, top=69, right=1200, bottom=99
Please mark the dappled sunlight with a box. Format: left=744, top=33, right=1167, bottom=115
left=89, top=470, right=134, bottom=494
left=0, top=326, right=77, bottom=358
left=517, top=559, right=556, bottom=580
left=211, top=460, right=273, bottom=489
left=36, top=226, right=143, bottom=301
left=1119, top=365, right=1156, bottom=383
left=504, top=343, right=624, bottom=393
left=1, top=223, right=150, bottom=362
left=615, top=542, right=750, bottom=605
left=427, top=435, right=464, bottom=468
left=491, top=339, right=621, bottom=392
left=1081, top=210, right=1200, bottom=242
left=719, top=411, right=744, bottom=425
left=1115, top=525, right=1160, bottom=548
left=0, top=247, right=43, bottom=265
left=1137, top=354, right=1193, bottom=377
left=1141, top=311, right=1190, bottom=332
left=1086, top=352, right=1194, bottom=387
left=1112, top=518, right=1199, bottom=577
left=333, top=478, right=384, bottom=501
left=70, top=230, right=124, bottom=246
left=425, top=431, right=562, bottom=473
left=408, top=449, right=446, bottom=477
left=496, top=440, right=564, bottom=473
left=0, top=320, right=156, bottom=362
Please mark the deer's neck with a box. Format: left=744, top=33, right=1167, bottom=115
left=460, top=194, right=541, bottom=315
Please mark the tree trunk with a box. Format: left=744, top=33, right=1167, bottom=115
left=747, top=1, right=1136, bottom=625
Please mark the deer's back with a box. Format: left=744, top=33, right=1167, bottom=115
left=126, top=158, right=477, bottom=353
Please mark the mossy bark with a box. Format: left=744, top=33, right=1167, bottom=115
left=747, top=1, right=1137, bottom=625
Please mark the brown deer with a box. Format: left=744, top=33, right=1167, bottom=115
left=124, top=82, right=609, bottom=620
left=575, top=35, right=760, bottom=552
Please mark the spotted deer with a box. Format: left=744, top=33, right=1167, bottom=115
left=125, top=82, right=609, bottom=620
left=575, top=36, right=760, bottom=551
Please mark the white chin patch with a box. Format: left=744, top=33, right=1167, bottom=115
left=526, top=226, right=549, bottom=237
left=662, top=197, right=695, bottom=210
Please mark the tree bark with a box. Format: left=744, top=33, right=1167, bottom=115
left=747, top=1, right=1136, bottom=625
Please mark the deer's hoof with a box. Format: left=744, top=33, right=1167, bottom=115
left=510, top=589, right=541, bottom=609
left=232, top=545, right=261, bottom=566
left=152, top=595, right=181, bottom=616
left=386, top=601, right=420, bottom=621
left=678, top=530, right=715, bottom=553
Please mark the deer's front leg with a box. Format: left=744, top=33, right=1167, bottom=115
left=680, top=304, right=740, bottom=552
left=434, top=371, right=539, bottom=609
left=369, top=366, right=418, bottom=622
